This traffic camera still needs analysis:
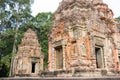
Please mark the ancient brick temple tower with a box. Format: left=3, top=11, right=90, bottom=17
left=12, top=29, right=44, bottom=76
left=48, top=0, right=120, bottom=73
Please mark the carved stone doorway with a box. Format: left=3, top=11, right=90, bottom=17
left=95, top=46, right=104, bottom=68
left=55, top=46, right=63, bottom=69
left=31, top=62, right=36, bottom=73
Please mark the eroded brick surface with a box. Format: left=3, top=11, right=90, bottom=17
left=48, top=0, right=120, bottom=76
left=12, top=29, right=44, bottom=77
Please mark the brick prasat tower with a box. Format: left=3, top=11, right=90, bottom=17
left=48, top=0, right=120, bottom=77
left=12, top=29, right=44, bottom=77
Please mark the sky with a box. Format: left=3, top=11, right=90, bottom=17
left=31, top=0, right=120, bottom=18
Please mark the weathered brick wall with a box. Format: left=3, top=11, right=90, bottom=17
left=12, top=29, right=44, bottom=77
left=48, top=0, right=120, bottom=73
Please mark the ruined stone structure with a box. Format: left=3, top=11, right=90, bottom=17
left=12, top=29, right=44, bottom=76
left=48, top=0, right=120, bottom=76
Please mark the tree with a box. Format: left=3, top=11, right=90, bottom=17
left=0, top=0, right=33, bottom=31
left=0, top=0, right=33, bottom=77
left=0, top=29, right=24, bottom=77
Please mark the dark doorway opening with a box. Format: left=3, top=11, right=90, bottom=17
left=55, top=46, right=63, bottom=69
left=95, top=46, right=104, bottom=68
left=31, top=62, right=36, bottom=73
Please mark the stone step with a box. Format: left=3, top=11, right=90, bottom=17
left=1, top=77, right=120, bottom=80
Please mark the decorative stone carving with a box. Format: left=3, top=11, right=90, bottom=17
left=80, top=43, right=87, bottom=56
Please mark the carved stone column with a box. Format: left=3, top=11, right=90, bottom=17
left=62, top=45, right=66, bottom=70
left=104, top=37, right=108, bottom=69
left=62, top=40, right=67, bottom=70
left=51, top=47, right=55, bottom=71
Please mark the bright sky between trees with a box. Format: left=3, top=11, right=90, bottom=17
left=31, top=0, right=120, bottom=18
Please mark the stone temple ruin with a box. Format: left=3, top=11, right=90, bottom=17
left=47, top=0, right=120, bottom=77
left=12, top=29, right=44, bottom=76
left=11, top=0, right=120, bottom=78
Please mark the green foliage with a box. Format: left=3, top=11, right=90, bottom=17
left=34, top=12, right=53, bottom=68
left=0, top=55, right=11, bottom=77
left=116, top=16, right=120, bottom=30
left=0, top=0, right=33, bottom=77
left=116, top=16, right=120, bottom=23
left=0, top=0, right=33, bottom=31
left=0, top=29, right=24, bottom=77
